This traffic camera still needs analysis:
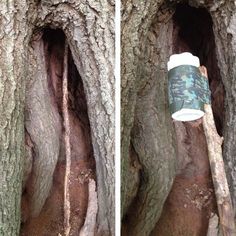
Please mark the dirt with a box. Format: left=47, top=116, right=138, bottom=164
left=152, top=176, right=216, bottom=236
left=152, top=122, right=217, bottom=236
left=21, top=158, right=96, bottom=236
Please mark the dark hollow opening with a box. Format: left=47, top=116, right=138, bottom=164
left=173, top=4, right=225, bottom=135
left=42, top=28, right=65, bottom=114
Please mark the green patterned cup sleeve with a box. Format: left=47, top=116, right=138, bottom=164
left=168, top=65, right=211, bottom=115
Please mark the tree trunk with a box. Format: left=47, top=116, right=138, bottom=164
left=121, top=1, right=177, bottom=235
left=212, top=1, right=236, bottom=215
left=122, top=0, right=236, bottom=235
left=0, top=1, right=114, bottom=235
left=0, top=0, right=29, bottom=234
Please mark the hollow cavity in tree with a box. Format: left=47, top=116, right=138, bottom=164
left=153, top=3, right=224, bottom=236
left=21, top=28, right=96, bottom=236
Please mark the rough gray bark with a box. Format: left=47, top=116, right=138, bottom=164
left=122, top=0, right=236, bottom=235
left=127, top=18, right=177, bottom=236
left=0, top=0, right=114, bottom=235
left=0, top=0, right=29, bottom=234
left=121, top=0, right=171, bottom=218
left=122, top=1, right=177, bottom=235
left=210, top=1, right=236, bottom=215
left=62, top=3, right=115, bottom=233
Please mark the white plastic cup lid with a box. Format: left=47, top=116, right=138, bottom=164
left=172, top=108, right=204, bottom=121
left=167, top=52, right=200, bottom=71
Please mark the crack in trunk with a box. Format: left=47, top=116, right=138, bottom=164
left=21, top=28, right=96, bottom=235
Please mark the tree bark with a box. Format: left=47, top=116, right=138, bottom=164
left=0, top=0, right=114, bottom=235
left=122, top=1, right=177, bottom=235
left=121, top=1, right=167, bottom=218
left=122, top=0, right=236, bottom=235
left=0, top=1, right=29, bottom=234
left=211, top=1, right=236, bottom=215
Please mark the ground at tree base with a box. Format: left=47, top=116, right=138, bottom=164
left=20, top=158, right=96, bottom=236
